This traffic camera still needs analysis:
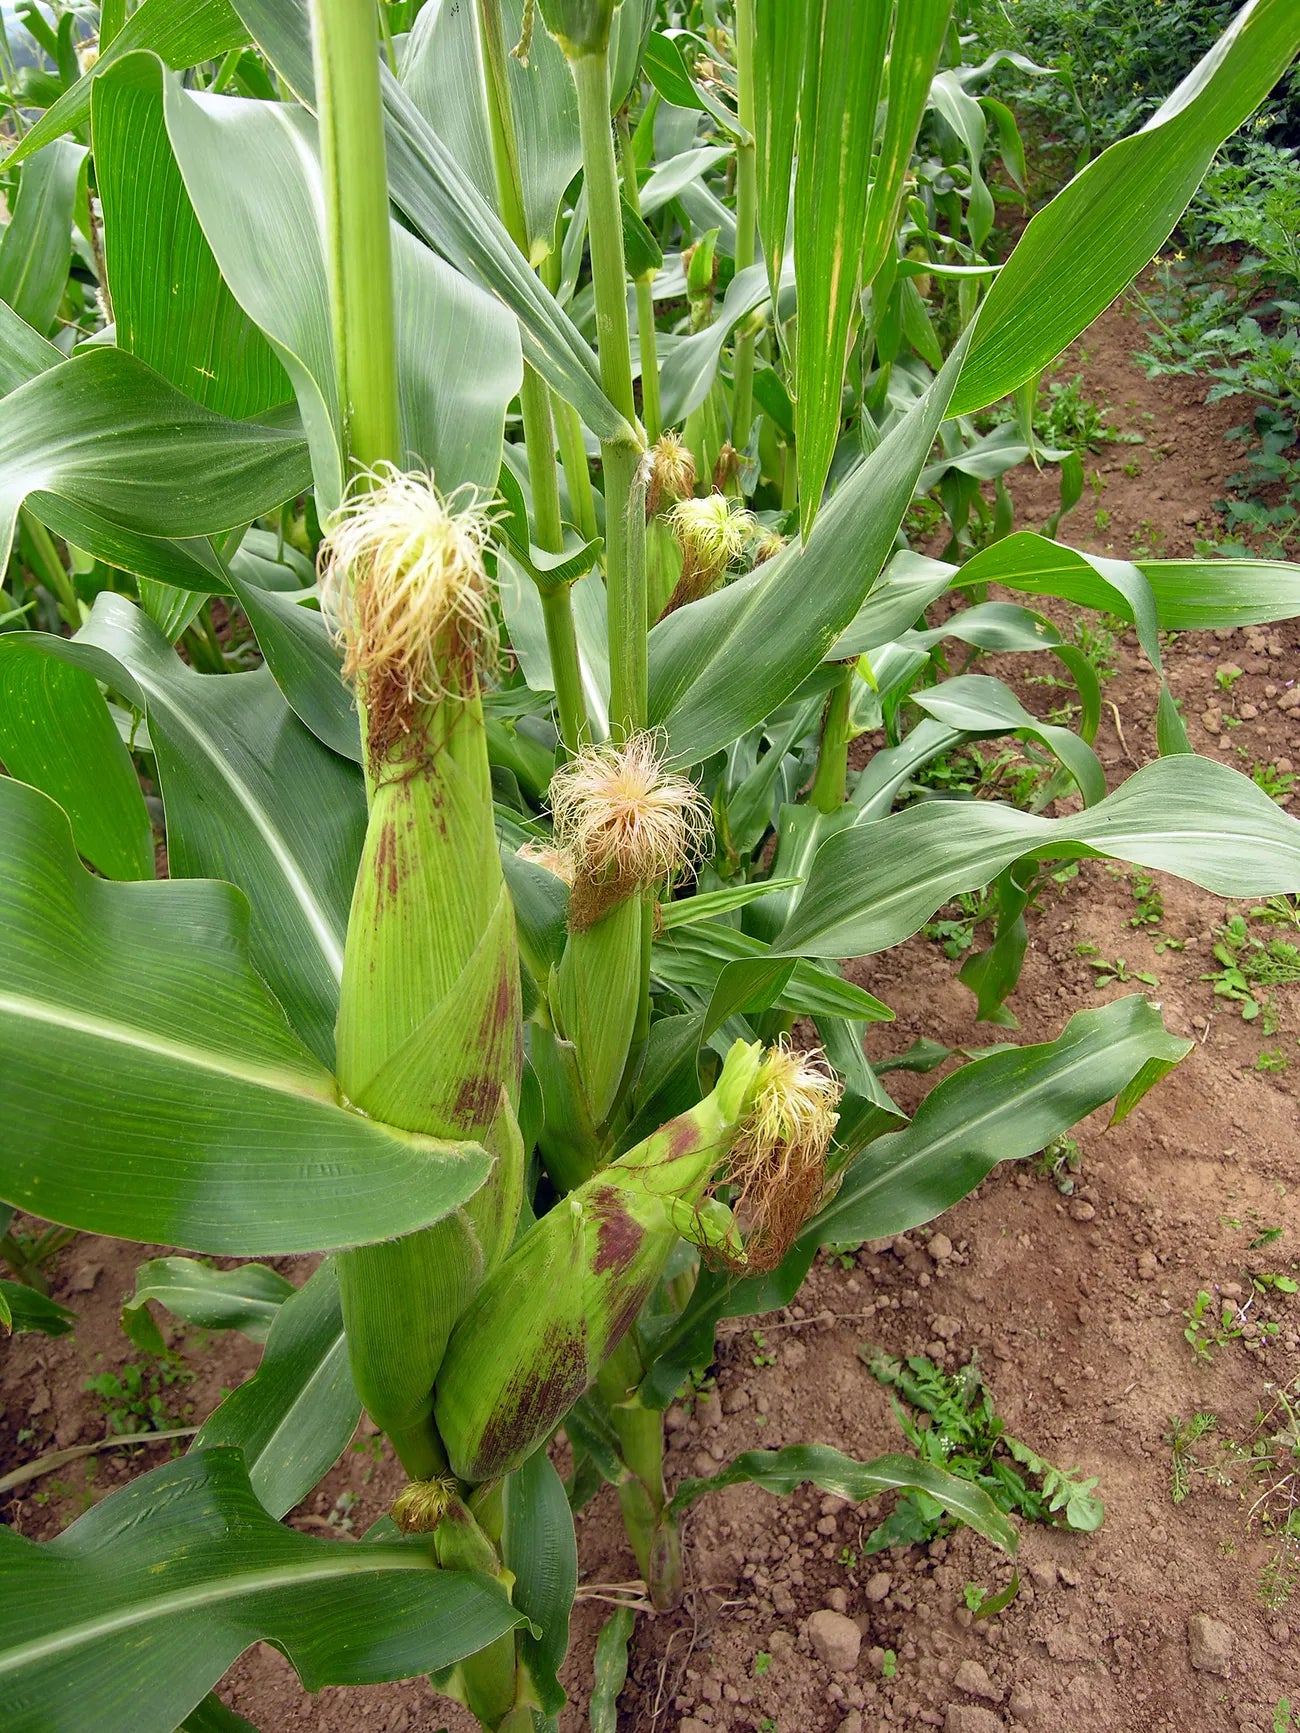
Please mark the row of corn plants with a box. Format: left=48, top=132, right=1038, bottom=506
left=2, top=1, right=1300, bottom=1728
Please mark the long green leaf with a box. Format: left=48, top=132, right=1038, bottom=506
left=0, top=595, right=365, bottom=1064
left=861, top=4, right=953, bottom=288
left=501, top=1448, right=578, bottom=1716
left=0, top=777, right=491, bottom=1254
left=669, top=1443, right=1018, bottom=1558
left=0, top=346, right=309, bottom=588
left=227, top=0, right=630, bottom=444
left=0, top=296, right=62, bottom=396
left=3, top=0, right=248, bottom=165
left=195, top=1261, right=359, bottom=1519
left=401, top=0, right=580, bottom=265
left=0, top=1449, right=524, bottom=1733
left=811, top=996, right=1189, bottom=1243
left=163, top=78, right=521, bottom=509
left=781, top=755, right=1300, bottom=958
left=93, top=54, right=289, bottom=418
left=649, top=331, right=968, bottom=766
left=794, top=0, right=891, bottom=534
left=0, top=651, right=153, bottom=880
left=0, top=139, right=85, bottom=333
left=950, top=0, right=1300, bottom=415
left=590, top=1606, right=634, bottom=1733
left=122, top=1257, right=294, bottom=1353
left=754, top=0, right=803, bottom=301
left=910, top=672, right=1105, bottom=806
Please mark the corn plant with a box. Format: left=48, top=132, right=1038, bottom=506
left=2, top=1, right=1300, bottom=1729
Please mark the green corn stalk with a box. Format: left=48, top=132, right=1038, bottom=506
left=311, top=0, right=523, bottom=1482
left=434, top=1037, right=762, bottom=1484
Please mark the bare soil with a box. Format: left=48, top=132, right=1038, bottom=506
left=3, top=295, right=1298, bottom=1733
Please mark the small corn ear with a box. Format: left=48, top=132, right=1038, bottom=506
left=434, top=1040, right=763, bottom=1483
left=554, top=891, right=643, bottom=1129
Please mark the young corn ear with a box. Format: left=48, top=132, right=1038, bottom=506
left=664, top=492, right=755, bottom=614
left=322, top=470, right=524, bottom=1475
left=726, top=1041, right=843, bottom=1272
left=548, top=733, right=712, bottom=1132
left=434, top=1039, right=763, bottom=1483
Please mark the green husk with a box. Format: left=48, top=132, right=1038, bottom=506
left=335, top=657, right=523, bottom=1476
left=554, top=890, right=643, bottom=1129
left=434, top=1040, right=763, bottom=1483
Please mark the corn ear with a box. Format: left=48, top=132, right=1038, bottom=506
left=335, top=689, right=524, bottom=1474
left=434, top=1039, right=763, bottom=1483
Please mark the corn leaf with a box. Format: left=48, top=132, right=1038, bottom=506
left=195, top=1261, right=359, bottom=1519
left=861, top=4, right=953, bottom=289
left=122, top=1257, right=294, bottom=1353
left=0, top=346, right=309, bottom=589
left=228, top=0, right=630, bottom=444
left=0, top=1450, right=525, bottom=1733
left=670, top=1445, right=1019, bottom=1560
left=163, top=75, right=521, bottom=510
left=178, top=1695, right=260, bottom=1733
left=92, top=54, right=289, bottom=419
left=810, top=997, right=1190, bottom=1244
left=754, top=0, right=803, bottom=300
left=2, top=0, right=248, bottom=164
left=0, top=778, right=487, bottom=1255
left=0, top=595, right=365, bottom=1065
left=909, top=673, right=1106, bottom=806
left=0, top=651, right=154, bottom=881
left=0, top=1280, right=76, bottom=1338
left=794, top=0, right=890, bottom=535
left=501, top=1448, right=578, bottom=1717
left=780, top=755, right=1300, bottom=959
left=649, top=332, right=968, bottom=767
left=401, top=0, right=581, bottom=264
left=950, top=0, right=1300, bottom=415
left=0, top=295, right=61, bottom=394
left=0, top=139, right=85, bottom=333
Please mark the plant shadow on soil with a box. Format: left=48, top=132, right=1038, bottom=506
left=2, top=294, right=1298, bottom=1733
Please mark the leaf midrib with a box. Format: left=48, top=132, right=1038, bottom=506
left=0, top=990, right=334, bottom=1103
left=0, top=1546, right=442, bottom=1673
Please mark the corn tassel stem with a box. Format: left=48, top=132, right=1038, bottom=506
left=571, top=46, right=646, bottom=736
left=310, top=0, right=401, bottom=478
left=598, top=1335, right=680, bottom=1610
left=810, top=661, right=855, bottom=814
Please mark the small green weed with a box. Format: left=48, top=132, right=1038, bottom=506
left=1035, top=374, right=1142, bottom=454
left=858, top=1348, right=1104, bottom=1551
left=83, top=1356, right=194, bottom=1435
left=1183, top=1289, right=1244, bottom=1363
left=880, top=1650, right=897, bottom=1680
left=750, top=1331, right=776, bottom=1369
left=1249, top=1376, right=1300, bottom=1610
left=1252, top=761, right=1298, bottom=802
left=1075, top=942, right=1158, bottom=988
left=1031, top=1132, right=1082, bottom=1195
left=1203, top=913, right=1300, bottom=1021
left=1127, top=868, right=1165, bottom=929
left=1165, top=1411, right=1218, bottom=1503
left=753, top=1651, right=772, bottom=1679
